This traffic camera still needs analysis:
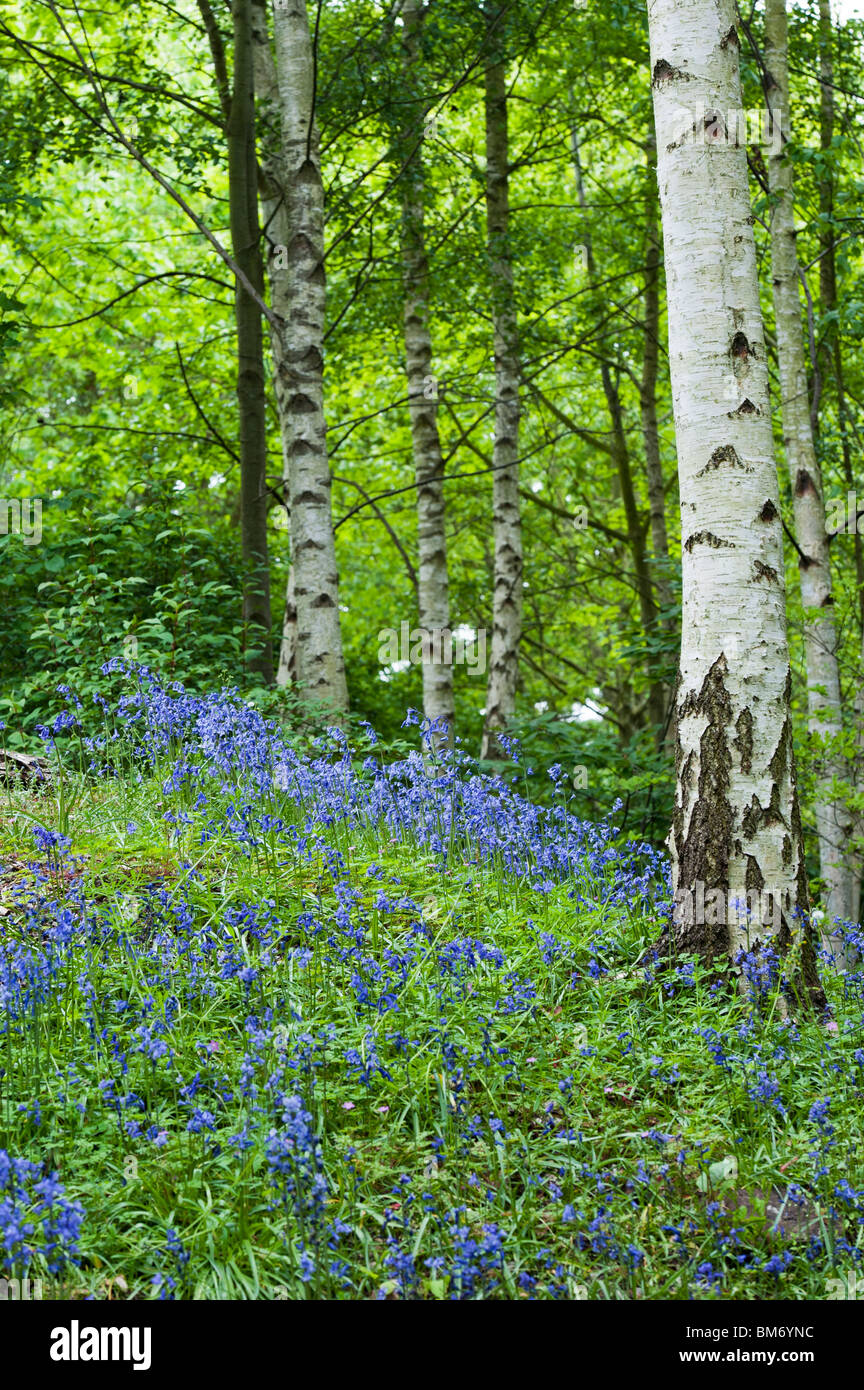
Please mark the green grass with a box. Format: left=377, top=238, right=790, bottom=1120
left=0, top=716, right=862, bottom=1303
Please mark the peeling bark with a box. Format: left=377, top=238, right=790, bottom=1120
left=648, top=0, right=823, bottom=1005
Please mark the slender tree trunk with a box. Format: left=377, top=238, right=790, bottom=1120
left=605, top=369, right=667, bottom=737
left=481, top=34, right=522, bottom=760
left=817, top=0, right=863, bottom=628
left=399, top=0, right=454, bottom=745
left=641, top=138, right=677, bottom=753
left=202, top=0, right=274, bottom=682
left=251, top=0, right=297, bottom=686
left=764, top=0, right=853, bottom=932
left=818, top=0, right=862, bottom=925
left=271, top=0, right=348, bottom=714
left=816, top=0, right=855, bottom=582
left=274, top=571, right=298, bottom=687
left=640, top=137, right=673, bottom=625
left=572, top=122, right=667, bottom=738
left=648, top=0, right=822, bottom=1001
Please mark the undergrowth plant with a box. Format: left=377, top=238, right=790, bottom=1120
left=0, top=664, right=861, bottom=1301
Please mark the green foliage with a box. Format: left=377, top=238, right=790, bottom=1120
left=0, top=482, right=249, bottom=739
left=0, top=0, right=861, bottom=879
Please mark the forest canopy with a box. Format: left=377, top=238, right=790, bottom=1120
left=1, top=2, right=861, bottom=855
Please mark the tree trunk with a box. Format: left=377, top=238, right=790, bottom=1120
left=816, top=0, right=862, bottom=628
left=271, top=0, right=348, bottom=715
left=764, top=0, right=853, bottom=932
left=572, top=122, right=667, bottom=739
left=481, top=33, right=523, bottom=760
left=251, top=0, right=297, bottom=687
left=648, top=0, right=822, bottom=1001
left=640, top=136, right=674, bottom=626
left=818, top=0, right=862, bottom=925
left=206, top=0, right=274, bottom=682
left=275, top=571, right=298, bottom=688
left=399, top=0, right=454, bottom=746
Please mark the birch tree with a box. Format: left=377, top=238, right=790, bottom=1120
left=763, top=0, right=853, bottom=931
left=272, top=0, right=348, bottom=714
left=481, top=8, right=523, bottom=760
left=398, top=0, right=455, bottom=745
left=647, top=0, right=822, bottom=999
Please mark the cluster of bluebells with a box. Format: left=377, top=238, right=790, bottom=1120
left=735, top=945, right=782, bottom=1002
left=74, top=664, right=668, bottom=915
left=266, top=1094, right=329, bottom=1282
left=0, top=1151, right=84, bottom=1275
left=152, top=1227, right=191, bottom=1300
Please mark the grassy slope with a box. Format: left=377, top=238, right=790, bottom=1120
left=0, top=676, right=861, bottom=1301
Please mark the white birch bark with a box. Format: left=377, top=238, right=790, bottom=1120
left=764, top=0, right=853, bottom=934
left=251, top=0, right=297, bottom=687
left=399, top=0, right=454, bottom=745
left=648, top=0, right=822, bottom=999
left=271, top=0, right=348, bottom=714
left=481, top=45, right=523, bottom=761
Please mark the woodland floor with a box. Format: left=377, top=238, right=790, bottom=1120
left=0, top=673, right=861, bottom=1301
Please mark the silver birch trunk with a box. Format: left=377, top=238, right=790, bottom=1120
left=764, top=0, right=853, bottom=934
left=648, top=0, right=822, bottom=1001
left=481, top=45, right=523, bottom=760
left=399, top=0, right=454, bottom=745
left=271, top=0, right=348, bottom=714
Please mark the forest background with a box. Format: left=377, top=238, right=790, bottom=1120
left=0, top=0, right=862, bottom=878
